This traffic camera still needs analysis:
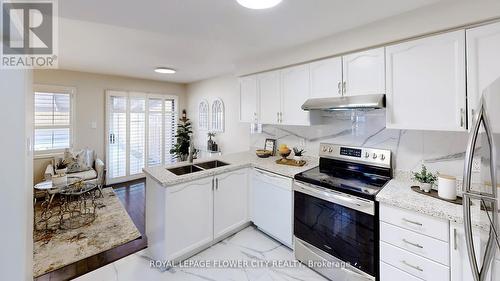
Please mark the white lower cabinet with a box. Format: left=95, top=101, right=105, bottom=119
left=381, top=261, right=422, bottom=281
left=251, top=168, right=293, bottom=248
left=450, top=222, right=491, bottom=281
left=380, top=203, right=450, bottom=281
left=163, top=177, right=215, bottom=261
left=380, top=241, right=449, bottom=281
left=146, top=168, right=249, bottom=262
left=214, top=169, right=249, bottom=238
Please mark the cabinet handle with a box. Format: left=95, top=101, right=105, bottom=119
left=454, top=228, right=457, bottom=250
left=342, top=81, right=346, bottom=95
left=460, top=108, right=465, bottom=128
left=337, top=82, right=341, bottom=95
left=279, top=112, right=283, bottom=123
left=402, top=218, right=422, bottom=226
left=277, top=112, right=280, bottom=123
left=212, top=178, right=215, bottom=191
left=215, top=178, right=219, bottom=190
left=402, top=238, right=423, bottom=249
left=401, top=260, right=423, bottom=272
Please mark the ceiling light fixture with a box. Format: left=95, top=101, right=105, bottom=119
left=237, top=0, right=282, bottom=10
left=154, top=67, right=176, bottom=74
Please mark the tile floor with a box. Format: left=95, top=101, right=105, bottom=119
left=74, top=226, right=328, bottom=281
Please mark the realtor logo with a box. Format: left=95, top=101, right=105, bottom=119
left=1, top=0, right=58, bottom=68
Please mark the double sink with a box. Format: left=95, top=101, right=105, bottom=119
left=167, top=160, right=229, bottom=176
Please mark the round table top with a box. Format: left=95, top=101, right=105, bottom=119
left=33, top=176, right=85, bottom=190
left=34, top=180, right=54, bottom=190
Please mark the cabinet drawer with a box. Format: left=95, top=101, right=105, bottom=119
left=380, top=204, right=449, bottom=242
left=380, top=221, right=449, bottom=266
left=380, top=261, right=422, bottom=281
left=380, top=241, right=449, bottom=281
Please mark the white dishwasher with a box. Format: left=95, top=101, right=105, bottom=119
left=251, top=168, right=293, bottom=248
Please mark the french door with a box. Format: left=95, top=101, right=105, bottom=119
left=106, top=91, right=177, bottom=184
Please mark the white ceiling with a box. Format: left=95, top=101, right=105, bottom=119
left=58, top=0, right=443, bottom=83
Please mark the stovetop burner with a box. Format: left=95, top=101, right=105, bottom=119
left=294, top=143, right=392, bottom=200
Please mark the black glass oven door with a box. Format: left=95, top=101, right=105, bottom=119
left=294, top=190, right=376, bottom=276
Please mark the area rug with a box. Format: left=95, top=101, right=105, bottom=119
left=33, top=187, right=141, bottom=277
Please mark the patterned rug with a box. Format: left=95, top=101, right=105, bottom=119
left=33, top=187, right=141, bottom=277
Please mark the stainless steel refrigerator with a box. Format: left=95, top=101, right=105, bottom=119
left=463, top=77, right=500, bottom=281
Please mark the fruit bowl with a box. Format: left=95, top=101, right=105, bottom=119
left=256, top=149, right=272, bottom=158
left=278, top=149, right=291, bottom=159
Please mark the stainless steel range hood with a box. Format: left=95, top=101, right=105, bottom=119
left=301, top=94, right=385, bottom=111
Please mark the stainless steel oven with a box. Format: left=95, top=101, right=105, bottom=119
left=293, top=143, right=391, bottom=281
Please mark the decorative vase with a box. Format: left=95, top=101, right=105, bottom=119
left=207, top=136, right=214, bottom=151
left=293, top=155, right=303, bottom=163
left=420, top=183, right=432, bottom=193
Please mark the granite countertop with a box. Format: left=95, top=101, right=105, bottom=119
left=143, top=150, right=318, bottom=187
left=376, top=178, right=491, bottom=231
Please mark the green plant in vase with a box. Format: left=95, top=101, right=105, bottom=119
left=170, top=110, right=193, bottom=161
left=412, top=164, right=437, bottom=193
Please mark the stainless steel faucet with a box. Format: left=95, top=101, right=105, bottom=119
left=188, top=140, right=194, bottom=163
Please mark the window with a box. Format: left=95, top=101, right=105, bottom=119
left=106, top=90, right=178, bottom=184
left=34, top=86, right=74, bottom=154
left=198, top=99, right=209, bottom=131
left=211, top=98, right=224, bottom=132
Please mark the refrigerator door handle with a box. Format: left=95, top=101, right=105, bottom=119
left=463, top=96, right=499, bottom=281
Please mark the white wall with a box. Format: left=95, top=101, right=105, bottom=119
left=236, top=0, right=500, bottom=75
left=0, top=70, right=34, bottom=280
left=33, top=69, right=187, bottom=183
left=186, top=75, right=250, bottom=155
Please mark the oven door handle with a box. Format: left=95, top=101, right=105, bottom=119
left=293, top=180, right=375, bottom=215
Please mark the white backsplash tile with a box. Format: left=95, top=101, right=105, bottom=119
left=250, top=111, right=472, bottom=178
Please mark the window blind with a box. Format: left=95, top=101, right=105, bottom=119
left=34, top=91, right=72, bottom=152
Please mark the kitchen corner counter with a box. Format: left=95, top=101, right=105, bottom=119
left=376, top=179, right=491, bottom=232
left=143, top=151, right=318, bottom=187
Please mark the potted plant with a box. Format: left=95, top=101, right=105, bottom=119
left=55, top=161, right=68, bottom=175
left=412, top=164, right=437, bottom=193
left=170, top=110, right=193, bottom=161
left=293, top=147, right=305, bottom=163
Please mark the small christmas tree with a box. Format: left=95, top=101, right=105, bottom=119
left=170, top=110, right=192, bottom=161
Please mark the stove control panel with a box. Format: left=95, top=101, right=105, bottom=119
left=319, top=143, right=391, bottom=168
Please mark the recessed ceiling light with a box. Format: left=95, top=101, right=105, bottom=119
left=154, top=67, right=176, bottom=74
left=237, top=0, right=282, bottom=10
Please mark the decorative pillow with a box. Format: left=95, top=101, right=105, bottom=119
left=63, top=148, right=91, bottom=173
left=84, top=149, right=95, bottom=168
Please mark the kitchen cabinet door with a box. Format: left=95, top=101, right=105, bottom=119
left=164, top=177, right=214, bottom=260
left=467, top=21, right=500, bottom=131
left=239, top=76, right=258, bottom=122
left=251, top=169, right=293, bottom=248
left=213, top=169, right=249, bottom=239
left=258, top=70, right=282, bottom=125
left=385, top=30, right=466, bottom=131
left=281, top=64, right=310, bottom=126
left=342, top=47, right=385, bottom=96
left=450, top=223, right=491, bottom=281
left=309, top=57, right=342, bottom=98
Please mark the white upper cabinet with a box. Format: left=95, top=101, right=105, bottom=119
left=239, top=76, right=258, bottom=122
left=466, top=21, right=500, bottom=129
left=310, top=57, right=342, bottom=98
left=281, top=64, right=311, bottom=126
left=258, top=71, right=281, bottom=124
left=342, top=47, right=385, bottom=96
left=385, top=30, right=466, bottom=131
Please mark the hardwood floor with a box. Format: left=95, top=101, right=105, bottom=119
left=35, top=179, right=147, bottom=281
